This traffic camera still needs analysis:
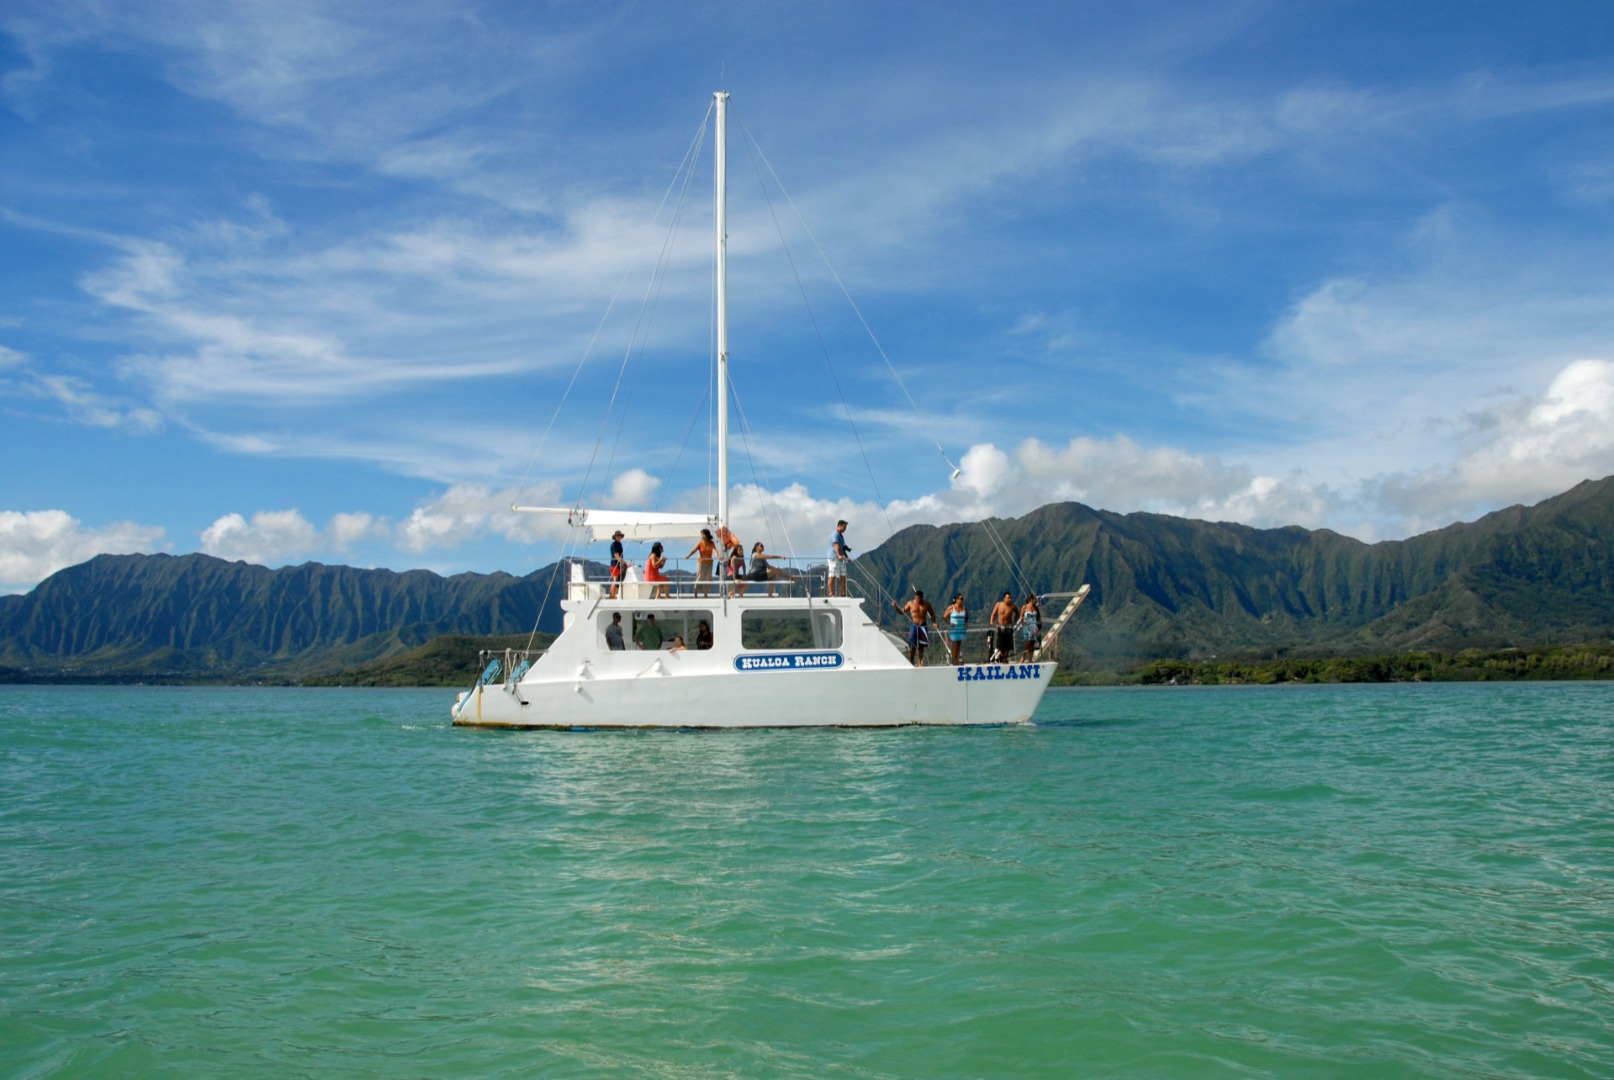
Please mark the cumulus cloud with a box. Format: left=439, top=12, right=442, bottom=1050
left=200, top=509, right=319, bottom=564
left=199, top=507, right=389, bottom=566
left=606, top=468, right=660, bottom=507
left=1367, top=357, right=1614, bottom=532
left=0, top=510, right=166, bottom=593
left=396, top=482, right=569, bottom=554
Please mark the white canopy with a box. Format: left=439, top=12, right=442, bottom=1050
left=513, top=505, right=716, bottom=543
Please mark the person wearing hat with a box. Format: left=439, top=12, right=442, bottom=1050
left=608, top=530, right=626, bottom=598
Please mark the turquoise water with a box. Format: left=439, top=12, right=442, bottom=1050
left=2, top=683, right=1611, bottom=1078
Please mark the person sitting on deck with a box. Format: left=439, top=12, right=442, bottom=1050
left=739, top=541, right=783, bottom=597
left=725, top=538, right=746, bottom=593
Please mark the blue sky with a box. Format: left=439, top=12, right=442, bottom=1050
left=4, top=1, right=1614, bottom=593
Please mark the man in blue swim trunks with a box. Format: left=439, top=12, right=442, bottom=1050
left=893, top=588, right=938, bottom=666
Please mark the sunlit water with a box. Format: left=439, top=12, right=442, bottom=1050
left=2, top=683, right=1610, bottom=1078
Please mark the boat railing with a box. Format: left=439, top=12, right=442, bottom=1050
left=474, top=646, right=546, bottom=688
left=571, top=555, right=848, bottom=600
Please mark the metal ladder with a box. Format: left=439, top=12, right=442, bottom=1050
left=1033, top=583, right=1091, bottom=662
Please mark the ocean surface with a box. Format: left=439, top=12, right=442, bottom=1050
left=1, top=682, right=1610, bottom=1078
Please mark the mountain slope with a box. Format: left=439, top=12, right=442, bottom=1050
left=3, top=476, right=1612, bottom=679
left=0, top=554, right=579, bottom=678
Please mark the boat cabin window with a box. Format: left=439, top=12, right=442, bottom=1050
left=740, top=608, right=842, bottom=651
left=601, top=609, right=716, bottom=650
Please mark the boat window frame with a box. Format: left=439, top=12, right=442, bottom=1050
left=601, top=608, right=718, bottom=651
left=738, top=607, right=843, bottom=651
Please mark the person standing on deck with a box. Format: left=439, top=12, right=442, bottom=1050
left=1019, top=593, right=1043, bottom=661
left=943, top=593, right=969, bottom=666
left=608, top=530, right=627, bottom=598
left=893, top=588, right=939, bottom=666
left=685, top=528, right=717, bottom=598
left=826, top=519, right=852, bottom=597
left=644, top=542, right=670, bottom=600
left=989, top=591, right=1019, bottom=662
left=718, top=526, right=741, bottom=592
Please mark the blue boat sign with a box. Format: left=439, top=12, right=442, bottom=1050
left=734, top=651, right=844, bottom=672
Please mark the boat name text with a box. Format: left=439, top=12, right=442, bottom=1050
left=956, top=663, right=1043, bottom=681
left=734, top=651, right=845, bottom=672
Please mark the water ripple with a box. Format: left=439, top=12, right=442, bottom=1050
left=1, top=683, right=1611, bottom=1077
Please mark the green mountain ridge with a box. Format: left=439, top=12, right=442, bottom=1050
left=3, top=476, right=1612, bottom=682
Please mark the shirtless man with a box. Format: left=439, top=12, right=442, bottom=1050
left=893, top=588, right=939, bottom=666
left=989, top=590, right=1019, bottom=662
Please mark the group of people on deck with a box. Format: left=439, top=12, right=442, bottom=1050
left=892, top=587, right=1042, bottom=667
left=604, top=519, right=1042, bottom=668
left=605, top=519, right=851, bottom=599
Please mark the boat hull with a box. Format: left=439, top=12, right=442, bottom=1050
left=452, top=660, right=1053, bottom=729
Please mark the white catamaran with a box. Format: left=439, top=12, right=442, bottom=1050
left=451, top=93, right=1088, bottom=729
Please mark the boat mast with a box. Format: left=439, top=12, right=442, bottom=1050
left=715, top=90, right=730, bottom=531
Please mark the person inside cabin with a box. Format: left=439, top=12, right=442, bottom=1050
left=645, top=541, right=670, bottom=599
left=1019, top=593, right=1042, bottom=661
left=943, top=593, right=969, bottom=666
left=695, top=620, right=713, bottom=650
left=686, top=528, right=717, bottom=598
left=894, top=587, right=939, bottom=666
left=826, top=519, right=851, bottom=597
left=745, top=541, right=782, bottom=597
left=665, top=635, right=686, bottom=652
left=989, top=590, right=1019, bottom=662
left=608, top=530, right=627, bottom=598
left=605, top=611, right=626, bottom=651
left=634, top=613, right=663, bottom=650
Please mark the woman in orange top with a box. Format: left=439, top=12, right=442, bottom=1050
left=685, top=528, right=716, bottom=598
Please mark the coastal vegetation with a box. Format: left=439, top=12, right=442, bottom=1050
left=1087, top=644, right=1614, bottom=686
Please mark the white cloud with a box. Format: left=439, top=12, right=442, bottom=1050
left=606, top=468, right=660, bottom=507
left=0, top=510, right=167, bottom=593
left=1367, top=358, right=1614, bottom=531
left=329, top=511, right=383, bottom=550
left=33, top=373, right=164, bottom=432
left=198, top=507, right=391, bottom=565
left=200, top=509, right=320, bottom=565
left=396, top=482, right=569, bottom=554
